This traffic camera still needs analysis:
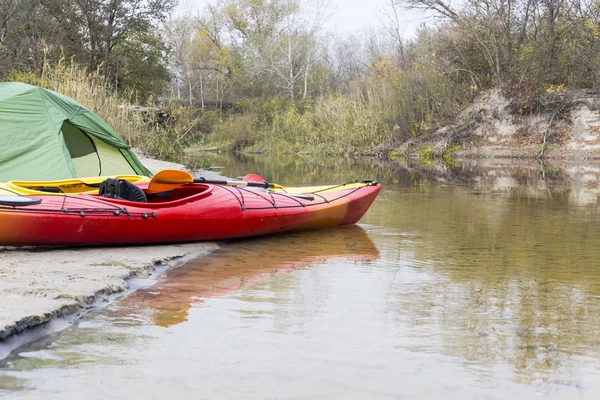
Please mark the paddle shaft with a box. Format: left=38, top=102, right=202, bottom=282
left=193, top=179, right=315, bottom=200
left=153, top=177, right=314, bottom=200
left=193, top=177, right=276, bottom=188
left=193, top=180, right=315, bottom=200
left=147, top=170, right=311, bottom=198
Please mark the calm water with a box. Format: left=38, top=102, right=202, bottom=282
left=2, top=156, right=600, bottom=399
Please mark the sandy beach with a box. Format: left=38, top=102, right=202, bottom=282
left=0, top=152, right=219, bottom=343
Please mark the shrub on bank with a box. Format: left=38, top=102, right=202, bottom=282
left=201, top=59, right=463, bottom=156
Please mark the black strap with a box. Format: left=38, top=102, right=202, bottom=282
left=0, top=196, right=42, bottom=207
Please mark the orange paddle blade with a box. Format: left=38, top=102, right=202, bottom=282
left=148, top=170, right=194, bottom=192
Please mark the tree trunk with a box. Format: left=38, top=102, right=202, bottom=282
left=199, top=73, right=205, bottom=110
left=303, top=51, right=311, bottom=100
left=102, top=0, right=118, bottom=78
left=288, top=34, right=295, bottom=101
left=187, top=69, right=193, bottom=106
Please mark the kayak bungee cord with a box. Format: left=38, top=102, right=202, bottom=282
left=232, top=184, right=369, bottom=211
left=243, top=188, right=364, bottom=210
left=309, top=192, right=329, bottom=204
left=0, top=181, right=377, bottom=215
left=221, top=185, right=307, bottom=211
left=0, top=194, right=137, bottom=217
left=234, top=185, right=312, bottom=209
left=218, top=184, right=246, bottom=210
left=232, top=180, right=378, bottom=211
left=275, top=180, right=377, bottom=195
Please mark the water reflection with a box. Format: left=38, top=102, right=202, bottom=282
left=113, top=226, right=379, bottom=327
left=362, top=183, right=600, bottom=386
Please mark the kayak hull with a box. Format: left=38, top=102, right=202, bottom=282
left=0, top=182, right=380, bottom=246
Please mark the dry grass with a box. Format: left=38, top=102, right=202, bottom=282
left=8, top=59, right=182, bottom=161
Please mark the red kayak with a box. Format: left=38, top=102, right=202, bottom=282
left=0, top=178, right=380, bottom=246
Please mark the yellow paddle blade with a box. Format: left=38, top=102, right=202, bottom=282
left=148, top=170, right=194, bottom=192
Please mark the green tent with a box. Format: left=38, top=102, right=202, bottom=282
left=0, top=82, right=152, bottom=181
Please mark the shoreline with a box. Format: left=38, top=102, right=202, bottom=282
left=455, top=147, right=600, bottom=161
left=0, top=152, right=219, bottom=353
left=0, top=243, right=218, bottom=358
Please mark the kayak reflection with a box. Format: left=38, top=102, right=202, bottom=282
left=117, top=225, right=379, bottom=327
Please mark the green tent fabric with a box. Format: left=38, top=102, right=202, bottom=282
left=0, top=82, right=152, bottom=181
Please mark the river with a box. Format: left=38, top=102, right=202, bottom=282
left=2, top=155, right=600, bottom=399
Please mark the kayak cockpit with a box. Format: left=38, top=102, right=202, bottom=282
left=83, top=183, right=214, bottom=207
left=145, top=185, right=212, bottom=203
left=3, top=176, right=214, bottom=206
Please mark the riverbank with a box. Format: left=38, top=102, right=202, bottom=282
left=397, top=89, right=600, bottom=161
left=0, top=153, right=219, bottom=347
left=177, top=88, right=600, bottom=162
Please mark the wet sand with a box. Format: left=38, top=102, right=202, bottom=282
left=0, top=152, right=219, bottom=342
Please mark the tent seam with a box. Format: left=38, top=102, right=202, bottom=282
left=70, top=106, right=84, bottom=120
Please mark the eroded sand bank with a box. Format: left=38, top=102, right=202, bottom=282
left=0, top=152, right=219, bottom=342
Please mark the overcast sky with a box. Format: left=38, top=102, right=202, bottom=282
left=176, top=0, right=427, bottom=37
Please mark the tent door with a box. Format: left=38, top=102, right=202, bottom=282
left=61, top=121, right=137, bottom=177
left=61, top=121, right=101, bottom=176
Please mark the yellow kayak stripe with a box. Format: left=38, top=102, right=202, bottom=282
left=3, top=175, right=149, bottom=196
